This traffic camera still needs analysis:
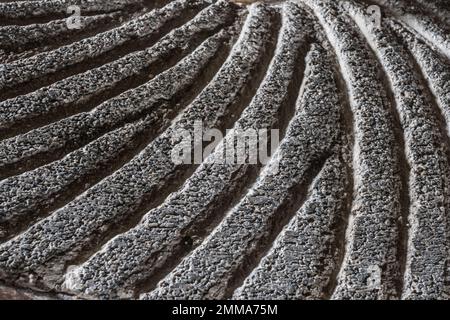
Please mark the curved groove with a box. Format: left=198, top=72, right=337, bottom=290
left=0, top=4, right=276, bottom=293
left=63, top=2, right=310, bottom=299
left=143, top=41, right=341, bottom=300
left=0, top=12, right=127, bottom=58
left=231, top=45, right=347, bottom=300
left=0, top=0, right=159, bottom=26
left=0, top=28, right=236, bottom=243
left=301, top=0, right=403, bottom=300
left=367, top=0, right=450, bottom=61
left=1, top=0, right=449, bottom=300
left=347, top=0, right=450, bottom=299
left=0, top=26, right=240, bottom=181
left=0, top=1, right=239, bottom=141
left=234, top=152, right=347, bottom=300
left=343, top=0, right=412, bottom=297
left=392, top=23, right=450, bottom=295
left=0, top=0, right=207, bottom=101
left=320, top=35, right=355, bottom=301
left=389, top=20, right=450, bottom=134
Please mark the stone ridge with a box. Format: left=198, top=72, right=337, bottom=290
left=0, top=0, right=449, bottom=300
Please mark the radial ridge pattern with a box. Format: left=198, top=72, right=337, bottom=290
left=0, top=0, right=450, bottom=300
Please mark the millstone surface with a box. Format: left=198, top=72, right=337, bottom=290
left=0, top=0, right=450, bottom=300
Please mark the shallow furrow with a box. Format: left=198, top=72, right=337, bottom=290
left=0, top=0, right=448, bottom=301
left=0, top=117, right=151, bottom=240
left=390, top=20, right=450, bottom=138
left=400, top=16, right=450, bottom=61
left=0, top=28, right=239, bottom=180
left=392, top=22, right=450, bottom=297
left=233, top=45, right=352, bottom=301
left=0, top=4, right=276, bottom=293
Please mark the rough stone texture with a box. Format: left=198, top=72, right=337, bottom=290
left=145, top=42, right=343, bottom=300
left=0, top=0, right=142, bottom=20
left=0, top=0, right=449, bottom=300
left=65, top=2, right=312, bottom=299
left=0, top=0, right=209, bottom=90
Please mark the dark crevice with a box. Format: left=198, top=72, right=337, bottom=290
left=338, top=1, right=412, bottom=298
left=379, top=62, right=411, bottom=300
left=0, top=13, right=236, bottom=141
left=132, top=164, right=262, bottom=299
left=0, top=1, right=206, bottom=102
left=0, top=29, right=237, bottom=244
left=130, top=13, right=303, bottom=299
left=0, top=22, right=231, bottom=181
left=0, top=11, right=130, bottom=58
left=55, top=21, right=263, bottom=283
left=322, top=50, right=355, bottom=300
left=49, top=26, right=243, bottom=266
left=223, top=154, right=330, bottom=299
left=0, top=25, right=239, bottom=293
left=362, top=22, right=411, bottom=298
left=0, top=0, right=174, bottom=57
left=0, top=0, right=169, bottom=27
left=221, top=39, right=319, bottom=299
left=387, top=23, right=450, bottom=298
left=395, top=24, right=450, bottom=297
left=360, top=0, right=450, bottom=63
left=48, top=8, right=281, bottom=298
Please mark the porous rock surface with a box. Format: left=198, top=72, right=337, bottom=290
left=0, top=0, right=450, bottom=300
